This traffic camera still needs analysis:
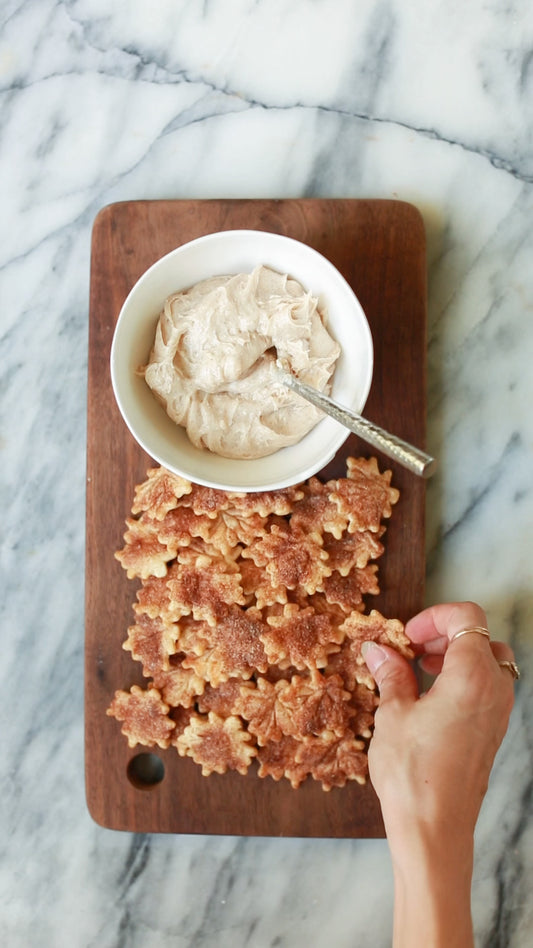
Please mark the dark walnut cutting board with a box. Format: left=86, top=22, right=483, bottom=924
left=85, top=198, right=427, bottom=836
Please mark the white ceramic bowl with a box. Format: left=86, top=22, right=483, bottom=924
left=110, top=229, right=373, bottom=492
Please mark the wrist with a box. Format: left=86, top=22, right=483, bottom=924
left=388, top=820, right=475, bottom=948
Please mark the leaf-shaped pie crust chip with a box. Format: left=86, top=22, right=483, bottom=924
left=294, top=733, right=369, bottom=790
left=262, top=603, right=344, bottom=670
left=323, top=527, right=385, bottom=574
left=275, top=669, right=354, bottom=740
left=107, top=685, right=175, bottom=748
left=233, top=676, right=287, bottom=745
left=166, top=553, right=245, bottom=626
left=115, top=517, right=174, bottom=579
left=131, top=467, right=192, bottom=519
left=329, top=456, right=399, bottom=533
left=243, top=523, right=331, bottom=594
left=290, top=477, right=347, bottom=538
left=122, top=613, right=180, bottom=676
left=341, top=609, right=412, bottom=657
left=181, top=606, right=268, bottom=686
left=331, top=610, right=413, bottom=690
left=238, top=557, right=288, bottom=609
left=153, top=506, right=212, bottom=557
left=348, top=683, right=380, bottom=739
left=196, top=678, right=245, bottom=717
left=175, top=711, right=257, bottom=775
left=320, top=564, right=380, bottom=612
left=152, top=666, right=205, bottom=708
left=256, top=735, right=308, bottom=788
left=227, top=484, right=305, bottom=517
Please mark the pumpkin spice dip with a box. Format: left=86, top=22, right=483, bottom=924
left=142, top=265, right=340, bottom=459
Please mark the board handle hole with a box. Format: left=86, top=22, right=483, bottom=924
left=127, top=753, right=165, bottom=790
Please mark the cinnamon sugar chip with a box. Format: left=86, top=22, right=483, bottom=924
left=107, top=685, right=175, bottom=748
left=110, top=457, right=405, bottom=791
left=175, top=711, right=256, bottom=775
left=239, top=558, right=288, bottom=609
left=183, top=535, right=243, bottom=563
left=134, top=569, right=175, bottom=620
left=152, top=665, right=205, bottom=708
left=295, top=590, right=349, bottom=623
left=174, top=614, right=213, bottom=656
left=323, top=528, right=385, bottom=574
left=166, top=553, right=245, bottom=626
left=243, top=523, right=331, bottom=594
left=326, top=640, right=371, bottom=691
left=275, top=669, right=354, bottom=740
left=233, top=676, right=286, bottom=745
left=182, top=606, right=269, bottom=685
left=321, top=564, right=380, bottom=612
left=165, top=511, right=239, bottom=559
left=227, top=485, right=305, bottom=517
left=153, top=506, right=211, bottom=556
left=123, top=613, right=180, bottom=676
left=256, top=736, right=307, bottom=788
left=182, top=484, right=234, bottom=518
left=290, top=477, right=347, bottom=538
left=329, top=457, right=399, bottom=533
left=262, top=603, right=344, bottom=670
left=348, top=683, right=380, bottom=739
left=294, top=733, right=368, bottom=790
left=221, top=510, right=269, bottom=548
left=197, top=678, right=245, bottom=717
left=131, top=467, right=192, bottom=519
left=341, top=609, right=412, bottom=657
left=115, top=517, right=174, bottom=579
left=331, top=610, right=413, bottom=690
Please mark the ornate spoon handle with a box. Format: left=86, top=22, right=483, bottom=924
left=276, top=362, right=436, bottom=479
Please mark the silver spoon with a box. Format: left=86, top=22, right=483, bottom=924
left=275, top=360, right=436, bottom=478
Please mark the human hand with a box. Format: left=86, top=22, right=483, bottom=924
left=362, top=602, right=517, bottom=948
left=362, top=601, right=516, bottom=849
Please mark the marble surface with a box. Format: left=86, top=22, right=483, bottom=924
left=1, top=1, right=532, bottom=945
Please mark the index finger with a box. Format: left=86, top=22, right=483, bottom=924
left=405, top=601, right=490, bottom=655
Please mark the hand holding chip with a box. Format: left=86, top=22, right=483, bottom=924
left=363, top=600, right=516, bottom=948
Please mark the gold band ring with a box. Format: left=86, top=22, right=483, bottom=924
left=498, top=660, right=521, bottom=681
left=451, top=626, right=490, bottom=643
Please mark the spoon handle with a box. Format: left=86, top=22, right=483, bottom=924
left=278, top=367, right=436, bottom=478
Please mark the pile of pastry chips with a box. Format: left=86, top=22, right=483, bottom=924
left=108, top=458, right=412, bottom=790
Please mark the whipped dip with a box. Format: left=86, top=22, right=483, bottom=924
left=142, top=265, right=340, bottom=459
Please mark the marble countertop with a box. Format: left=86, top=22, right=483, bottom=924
left=1, top=1, right=532, bottom=945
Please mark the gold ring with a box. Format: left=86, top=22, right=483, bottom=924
left=498, top=660, right=521, bottom=681
left=451, top=626, right=490, bottom=643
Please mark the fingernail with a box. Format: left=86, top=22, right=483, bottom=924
left=361, top=641, right=388, bottom=674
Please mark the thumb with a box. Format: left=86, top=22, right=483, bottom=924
left=361, top=641, right=419, bottom=703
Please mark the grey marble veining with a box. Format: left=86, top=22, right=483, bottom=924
left=1, top=1, right=532, bottom=946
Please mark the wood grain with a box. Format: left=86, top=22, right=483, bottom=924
left=85, top=199, right=427, bottom=835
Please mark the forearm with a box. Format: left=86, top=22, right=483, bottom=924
left=389, top=825, right=475, bottom=948
left=362, top=603, right=516, bottom=948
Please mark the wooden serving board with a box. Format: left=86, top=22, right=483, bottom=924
left=85, top=199, right=427, bottom=836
